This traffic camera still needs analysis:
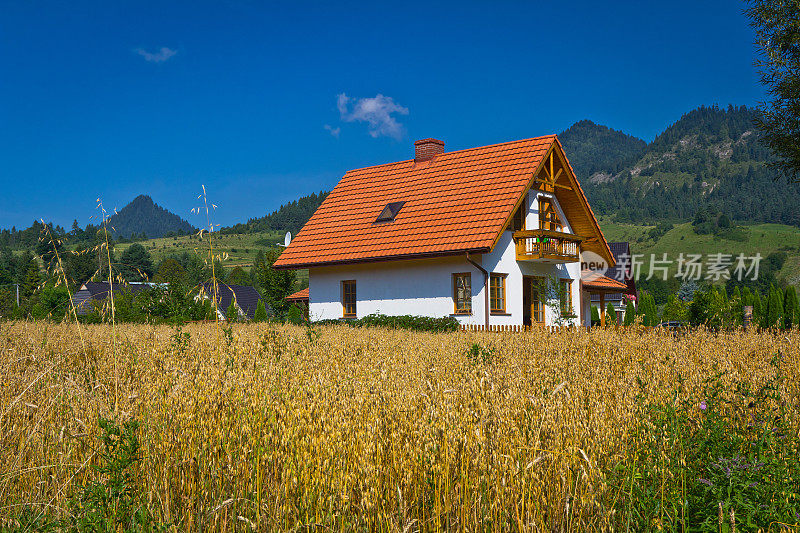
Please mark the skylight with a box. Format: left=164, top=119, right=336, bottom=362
left=375, top=201, right=405, bottom=223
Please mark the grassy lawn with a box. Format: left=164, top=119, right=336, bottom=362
left=597, top=218, right=800, bottom=285
left=114, top=231, right=309, bottom=287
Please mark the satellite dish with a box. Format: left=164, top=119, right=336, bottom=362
left=277, top=231, right=292, bottom=247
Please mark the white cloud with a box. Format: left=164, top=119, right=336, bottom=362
left=324, top=124, right=341, bottom=138
left=135, top=47, right=178, bottom=63
left=336, top=93, right=409, bottom=139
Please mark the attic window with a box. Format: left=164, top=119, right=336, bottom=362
left=375, top=201, right=405, bottom=223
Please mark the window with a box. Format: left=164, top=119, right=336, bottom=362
left=507, top=203, right=525, bottom=232
left=531, top=278, right=545, bottom=324
left=538, top=196, right=562, bottom=232
left=560, top=279, right=573, bottom=316
left=452, top=273, right=472, bottom=314
left=375, top=201, right=406, bottom=223
left=342, top=280, right=356, bottom=317
left=490, top=273, right=507, bottom=313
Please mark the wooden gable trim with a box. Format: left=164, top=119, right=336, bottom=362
left=489, top=140, right=557, bottom=252
left=549, top=140, right=615, bottom=267
left=487, top=138, right=614, bottom=267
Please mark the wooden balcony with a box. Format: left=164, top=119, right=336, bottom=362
left=513, top=229, right=583, bottom=263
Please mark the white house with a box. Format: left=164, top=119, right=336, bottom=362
left=274, top=136, right=626, bottom=328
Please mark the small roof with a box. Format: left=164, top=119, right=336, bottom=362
left=274, top=136, right=613, bottom=269
left=582, top=272, right=629, bottom=292
left=285, top=287, right=309, bottom=301
left=200, top=282, right=263, bottom=319
left=79, top=281, right=152, bottom=300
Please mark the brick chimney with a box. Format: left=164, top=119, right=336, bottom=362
left=414, top=138, right=445, bottom=162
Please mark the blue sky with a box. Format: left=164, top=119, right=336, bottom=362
left=0, top=1, right=764, bottom=230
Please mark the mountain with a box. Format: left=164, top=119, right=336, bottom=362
left=222, top=191, right=329, bottom=236
left=108, top=195, right=196, bottom=239
left=558, top=120, right=646, bottom=179
left=562, top=105, right=800, bottom=227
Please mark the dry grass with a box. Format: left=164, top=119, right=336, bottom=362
left=1, top=322, right=798, bottom=531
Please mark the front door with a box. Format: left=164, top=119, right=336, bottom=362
left=522, top=276, right=545, bottom=326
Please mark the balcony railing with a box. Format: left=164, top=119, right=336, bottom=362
left=513, top=229, right=583, bottom=262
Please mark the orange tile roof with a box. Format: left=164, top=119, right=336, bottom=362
left=581, top=272, right=629, bottom=291
left=285, top=287, right=309, bottom=301
left=274, top=135, right=612, bottom=269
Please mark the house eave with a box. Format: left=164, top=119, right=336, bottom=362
left=272, top=247, right=491, bottom=270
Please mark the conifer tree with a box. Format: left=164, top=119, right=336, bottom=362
left=253, top=299, right=268, bottom=322
left=22, top=260, right=40, bottom=299
left=606, top=303, right=617, bottom=325
left=225, top=300, right=239, bottom=323
left=766, top=285, right=783, bottom=328
left=742, top=286, right=753, bottom=307
left=753, top=290, right=763, bottom=327
left=623, top=300, right=636, bottom=326
left=783, top=286, right=798, bottom=328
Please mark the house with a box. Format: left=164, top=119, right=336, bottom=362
left=274, top=136, right=626, bottom=328
left=285, top=287, right=309, bottom=306
left=590, top=242, right=638, bottom=321
left=72, top=281, right=156, bottom=315
left=198, top=282, right=264, bottom=321
left=285, top=287, right=310, bottom=317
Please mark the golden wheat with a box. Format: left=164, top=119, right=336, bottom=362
left=1, top=322, right=798, bottom=531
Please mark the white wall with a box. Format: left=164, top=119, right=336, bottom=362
left=309, top=256, right=487, bottom=324
left=308, top=186, right=586, bottom=326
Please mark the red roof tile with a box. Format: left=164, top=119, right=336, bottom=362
left=285, top=287, right=309, bottom=301
left=582, top=273, right=629, bottom=291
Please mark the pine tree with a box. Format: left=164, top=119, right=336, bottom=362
left=253, top=300, right=268, bottom=322
left=591, top=306, right=600, bottom=325
left=753, top=290, right=763, bottom=327
left=22, top=260, right=40, bottom=299
left=766, top=285, right=783, bottom=329
left=742, top=286, right=753, bottom=306
left=225, top=301, right=239, bottom=323
left=783, top=286, right=798, bottom=328
left=731, top=286, right=743, bottom=326
left=606, top=303, right=617, bottom=325
left=647, top=293, right=659, bottom=326
left=623, top=300, right=636, bottom=326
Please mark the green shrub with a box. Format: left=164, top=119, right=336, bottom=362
left=315, top=313, right=459, bottom=332
left=286, top=303, right=304, bottom=325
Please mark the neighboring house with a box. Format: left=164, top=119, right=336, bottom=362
left=274, top=136, right=626, bottom=328
left=285, top=287, right=310, bottom=318
left=73, top=281, right=156, bottom=315
left=285, top=287, right=309, bottom=306
left=590, top=242, right=638, bottom=321
left=198, top=282, right=264, bottom=321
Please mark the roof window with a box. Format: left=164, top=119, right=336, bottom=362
left=375, top=201, right=405, bottom=223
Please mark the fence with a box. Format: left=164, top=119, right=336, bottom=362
left=460, top=324, right=585, bottom=333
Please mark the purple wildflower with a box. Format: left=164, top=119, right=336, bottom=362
left=698, top=478, right=713, bottom=486
left=699, top=400, right=707, bottom=411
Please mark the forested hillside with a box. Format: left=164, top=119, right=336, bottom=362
left=566, top=106, right=800, bottom=227
left=222, top=191, right=328, bottom=235
left=108, top=195, right=196, bottom=239
left=558, top=120, right=646, bottom=178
